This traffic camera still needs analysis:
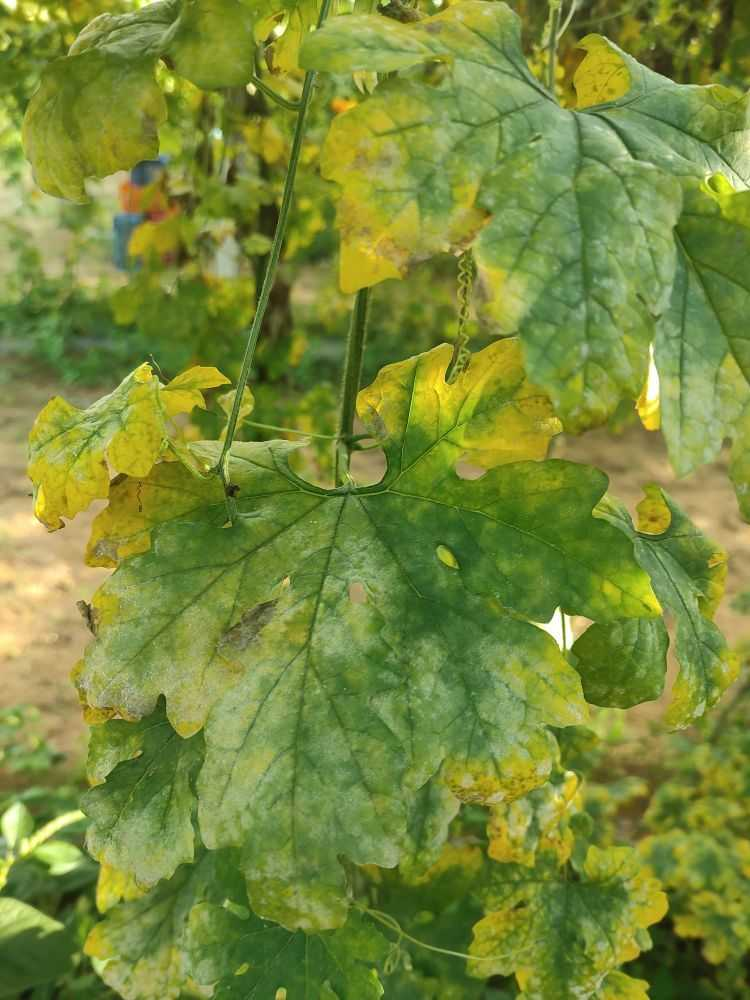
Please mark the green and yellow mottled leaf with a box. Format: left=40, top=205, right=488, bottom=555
left=653, top=176, right=750, bottom=516
left=598, top=486, right=736, bottom=727
left=73, top=342, right=660, bottom=930
left=302, top=2, right=750, bottom=431
left=597, top=971, right=651, bottom=1000
left=571, top=618, right=669, bottom=709
left=87, top=851, right=387, bottom=1000
left=469, top=845, right=667, bottom=999
left=487, top=769, right=582, bottom=868
left=27, top=362, right=227, bottom=530
left=83, top=705, right=203, bottom=886
left=22, top=0, right=310, bottom=199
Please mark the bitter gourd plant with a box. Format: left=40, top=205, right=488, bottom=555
left=19, top=0, right=750, bottom=996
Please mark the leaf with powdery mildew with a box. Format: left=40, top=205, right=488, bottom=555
left=571, top=618, right=669, bottom=709
left=27, top=362, right=227, bottom=530
left=87, top=851, right=388, bottom=1000
left=597, top=972, right=651, bottom=1000
left=598, top=486, right=736, bottom=727
left=468, top=845, right=667, bottom=999
left=73, top=342, right=660, bottom=930
left=652, top=176, right=750, bottom=516
left=487, top=770, right=582, bottom=868
left=399, top=775, right=460, bottom=882
left=302, top=2, right=750, bottom=431
left=83, top=705, right=203, bottom=887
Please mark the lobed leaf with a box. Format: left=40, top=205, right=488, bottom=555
left=301, top=1, right=750, bottom=434
left=73, top=341, right=661, bottom=929
left=27, top=362, right=228, bottom=530
left=83, top=705, right=203, bottom=887
left=571, top=618, right=669, bottom=709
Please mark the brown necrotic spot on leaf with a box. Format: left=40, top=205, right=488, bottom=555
left=218, top=601, right=277, bottom=658
left=348, top=581, right=368, bottom=605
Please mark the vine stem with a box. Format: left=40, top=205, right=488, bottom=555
left=546, top=0, right=562, bottom=96
left=334, top=287, right=371, bottom=486
left=215, top=0, right=334, bottom=500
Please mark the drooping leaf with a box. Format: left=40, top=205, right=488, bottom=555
left=598, top=485, right=736, bottom=727
left=302, top=1, right=750, bottom=430
left=0, top=898, right=75, bottom=998
left=74, top=341, right=660, bottom=929
left=83, top=705, right=203, bottom=886
left=469, top=845, right=668, bottom=998
left=22, top=0, right=310, bottom=199
left=27, top=362, right=228, bottom=530
left=571, top=618, right=669, bottom=709
left=653, top=176, right=750, bottom=516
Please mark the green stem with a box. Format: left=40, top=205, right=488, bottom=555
left=546, top=0, right=562, bottom=96
left=334, top=288, right=372, bottom=486
left=216, top=0, right=334, bottom=497
left=242, top=420, right=338, bottom=440
left=249, top=73, right=303, bottom=112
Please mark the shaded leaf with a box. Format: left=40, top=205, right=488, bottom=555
left=0, top=897, right=74, bottom=997
left=400, top=774, right=460, bottom=881
left=469, top=845, right=667, bottom=998
left=598, top=486, right=736, bottom=727
left=571, top=618, right=669, bottom=709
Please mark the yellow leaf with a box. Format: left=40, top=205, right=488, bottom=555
left=575, top=35, right=632, bottom=109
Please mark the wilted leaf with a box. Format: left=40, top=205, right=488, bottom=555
left=469, top=845, right=667, bottom=998
left=27, top=362, right=227, bottom=530
left=22, top=0, right=312, bottom=199
left=74, top=341, right=659, bottom=929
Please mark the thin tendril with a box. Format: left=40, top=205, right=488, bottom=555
left=446, top=249, right=475, bottom=384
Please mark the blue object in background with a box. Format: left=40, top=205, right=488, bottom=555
left=130, top=156, right=169, bottom=187
left=113, top=212, right=145, bottom=271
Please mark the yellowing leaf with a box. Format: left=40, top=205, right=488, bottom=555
left=27, top=363, right=228, bottom=529
left=575, top=35, right=632, bottom=109
left=73, top=344, right=661, bottom=930
left=302, top=2, right=750, bottom=432
left=469, top=845, right=667, bottom=997
left=161, top=366, right=231, bottom=416
left=599, top=487, right=736, bottom=727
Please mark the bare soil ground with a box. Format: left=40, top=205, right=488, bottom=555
left=2, top=376, right=749, bottom=778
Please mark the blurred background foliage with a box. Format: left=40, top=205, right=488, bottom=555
left=2, top=0, right=750, bottom=996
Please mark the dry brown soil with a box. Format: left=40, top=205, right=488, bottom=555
left=2, top=377, right=749, bottom=777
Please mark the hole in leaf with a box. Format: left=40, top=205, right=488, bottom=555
left=348, top=581, right=367, bottom=604
left=349, top=445, right=387, bottom=486
left=436, top=544, right=460, bottom=570
left=455, top=459, right=486, bottom=481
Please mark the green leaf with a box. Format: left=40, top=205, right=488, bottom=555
left=83, top=705, right=203, bottom=886
left=22, top=0, right=288, bottom=199
left=27, top=362, right=228, bottom=530
left=186, top=903, right=388, bottom=999
left=86, top=851, right=387, bottom=1000
left=571, top=618, right=669, bottom=709
left=654, top=176, right=750, bottom=515
left=598, top=485, right=737, bottom=727
left=74, top=341, right=660, bottom=929
left=0, top=897, right=74, bottom=997
left=1, top=801, right=34, bottom=849
left=301, top=2, right=750, bottom=430
left=469, top=845, right=668, bottom=998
